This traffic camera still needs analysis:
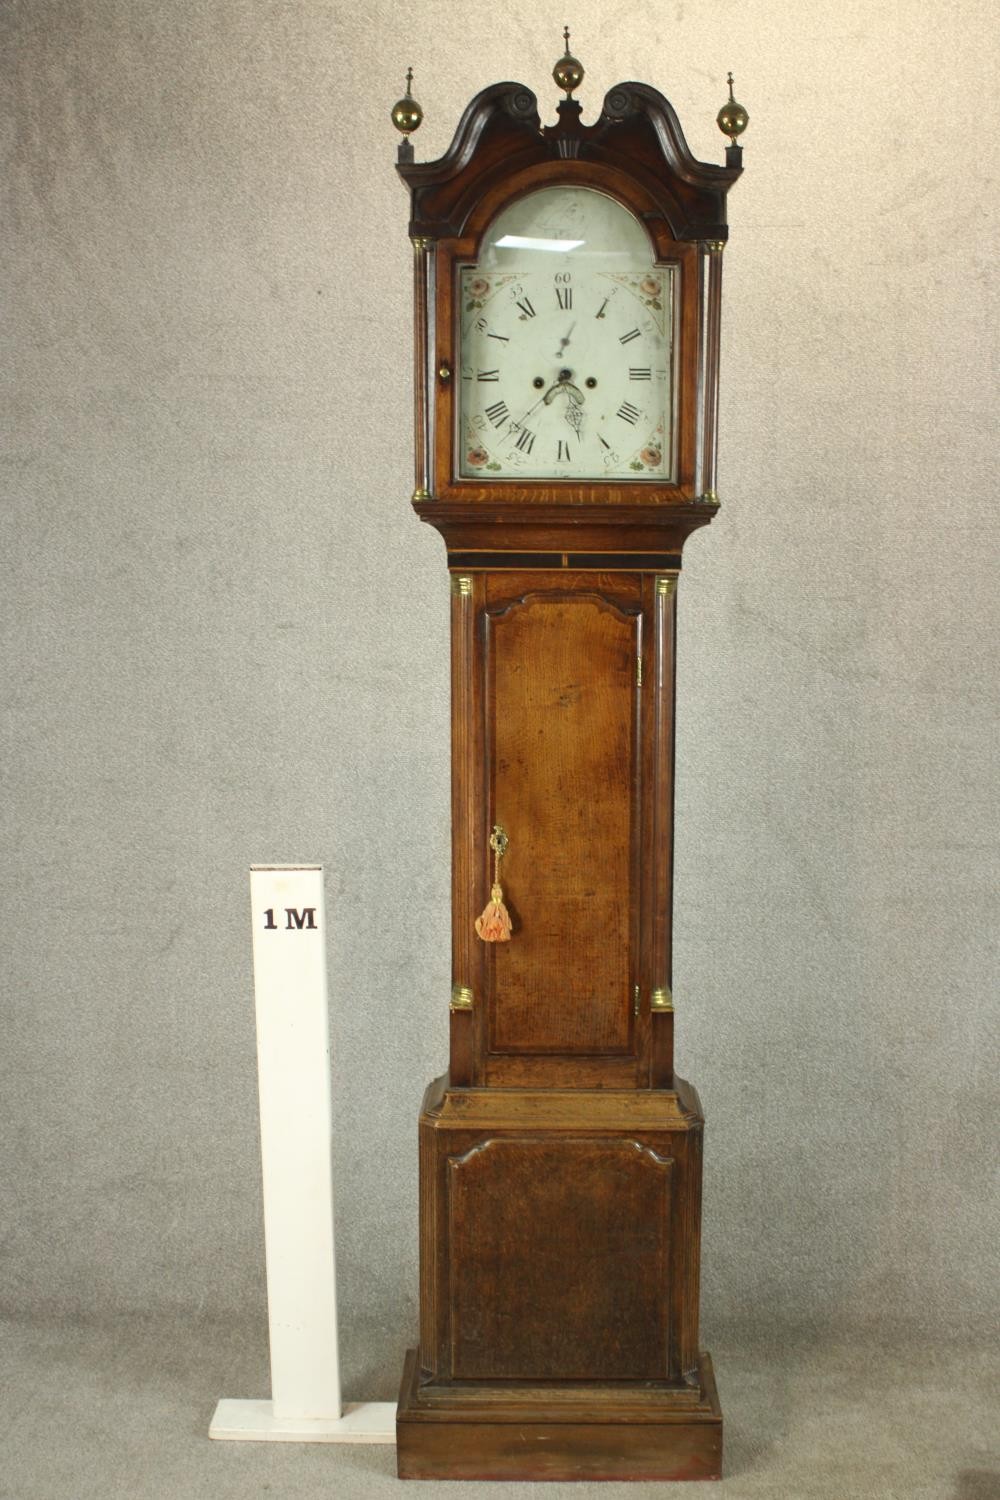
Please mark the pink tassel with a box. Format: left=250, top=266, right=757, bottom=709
left=475, top=882, right=512, bottom=942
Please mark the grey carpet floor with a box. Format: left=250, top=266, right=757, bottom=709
left=1, top=1314, right=996, bottom=1499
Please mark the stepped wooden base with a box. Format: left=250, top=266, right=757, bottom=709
left=396, top=1348, right=722, bottom=1481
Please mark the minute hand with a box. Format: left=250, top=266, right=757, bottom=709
left=555, top=321, right=576, bottom=357
left=503, top=391, right=549, bottom=443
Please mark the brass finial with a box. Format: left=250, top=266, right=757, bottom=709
left=391, top=67, right=424, bottom=136
left=553, top=25, right=584, bottom=96
left=716, top=71, right=748, bottom=143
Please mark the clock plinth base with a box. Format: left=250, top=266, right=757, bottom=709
left=396, top=1348, right=722, bottom=1482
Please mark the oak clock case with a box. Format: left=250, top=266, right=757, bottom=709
left=392, top=51, right=745, bottom=1484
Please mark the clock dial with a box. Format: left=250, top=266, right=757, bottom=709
left=457, top=187, right=676, bottom=482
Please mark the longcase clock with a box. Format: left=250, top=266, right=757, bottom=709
left=390, top=36, right=747, bottom=1483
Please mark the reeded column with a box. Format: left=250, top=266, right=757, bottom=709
left=411, top=237, right=434, bottom=500
left=698, top=240, right=725, bottom=504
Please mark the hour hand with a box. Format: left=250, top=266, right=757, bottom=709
left=544, top=381, right=584, bottom=406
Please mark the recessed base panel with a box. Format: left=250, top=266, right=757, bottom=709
left=209, top=1398, right=396, bottom=1444
left=396, top=1349, right=722, bottom=1481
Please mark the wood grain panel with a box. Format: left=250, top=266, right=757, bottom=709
left=484, top=578, right=640, bottom=1057
left=447, top=1137, right=672, bottom=1379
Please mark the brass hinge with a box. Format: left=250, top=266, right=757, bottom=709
left=636, top=655, right=643, bottom=688
left=450, top=984, right=473, bottom=1011
left=633, top=985, right=641, bottom=1017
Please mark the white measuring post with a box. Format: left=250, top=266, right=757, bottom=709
left=209, top=865, right=396, bottom=1444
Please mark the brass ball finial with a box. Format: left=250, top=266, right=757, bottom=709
left=717, top=71, right=748, bottom=143
left=553, top=25, right=584, bottom=96
left=391, top=67, right=423, bottom=136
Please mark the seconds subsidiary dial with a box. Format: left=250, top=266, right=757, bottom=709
left=457, top=186, right=676, bottom=483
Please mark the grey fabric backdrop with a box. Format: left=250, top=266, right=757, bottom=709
left=1, top=0, right=997, bottom=1417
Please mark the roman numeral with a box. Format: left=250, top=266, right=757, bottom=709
left=487, top=331, right=509, bottom=342
left=514, top=426, right=536, bottom=453
left=556, top=286, right=572, bottom=310
left=477, top=369, right=499, bottom=381
left=515, top=297, right=536, bottom=318
left=556, top=439, right=572, bottom=461
left=629, top=367, right=651, bottom=380
left=595, top=298, right=609, bottom=319
left=619, top=328, right=641, bottom=345
left=484, top=399, right=509, bottom=427
left=617, top=401, right=641, bottom=425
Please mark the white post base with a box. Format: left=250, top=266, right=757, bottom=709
left=209, top=1398, right=397, bottom=1444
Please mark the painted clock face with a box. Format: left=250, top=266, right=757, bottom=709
left=457, top=186, right=676, bottom=483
